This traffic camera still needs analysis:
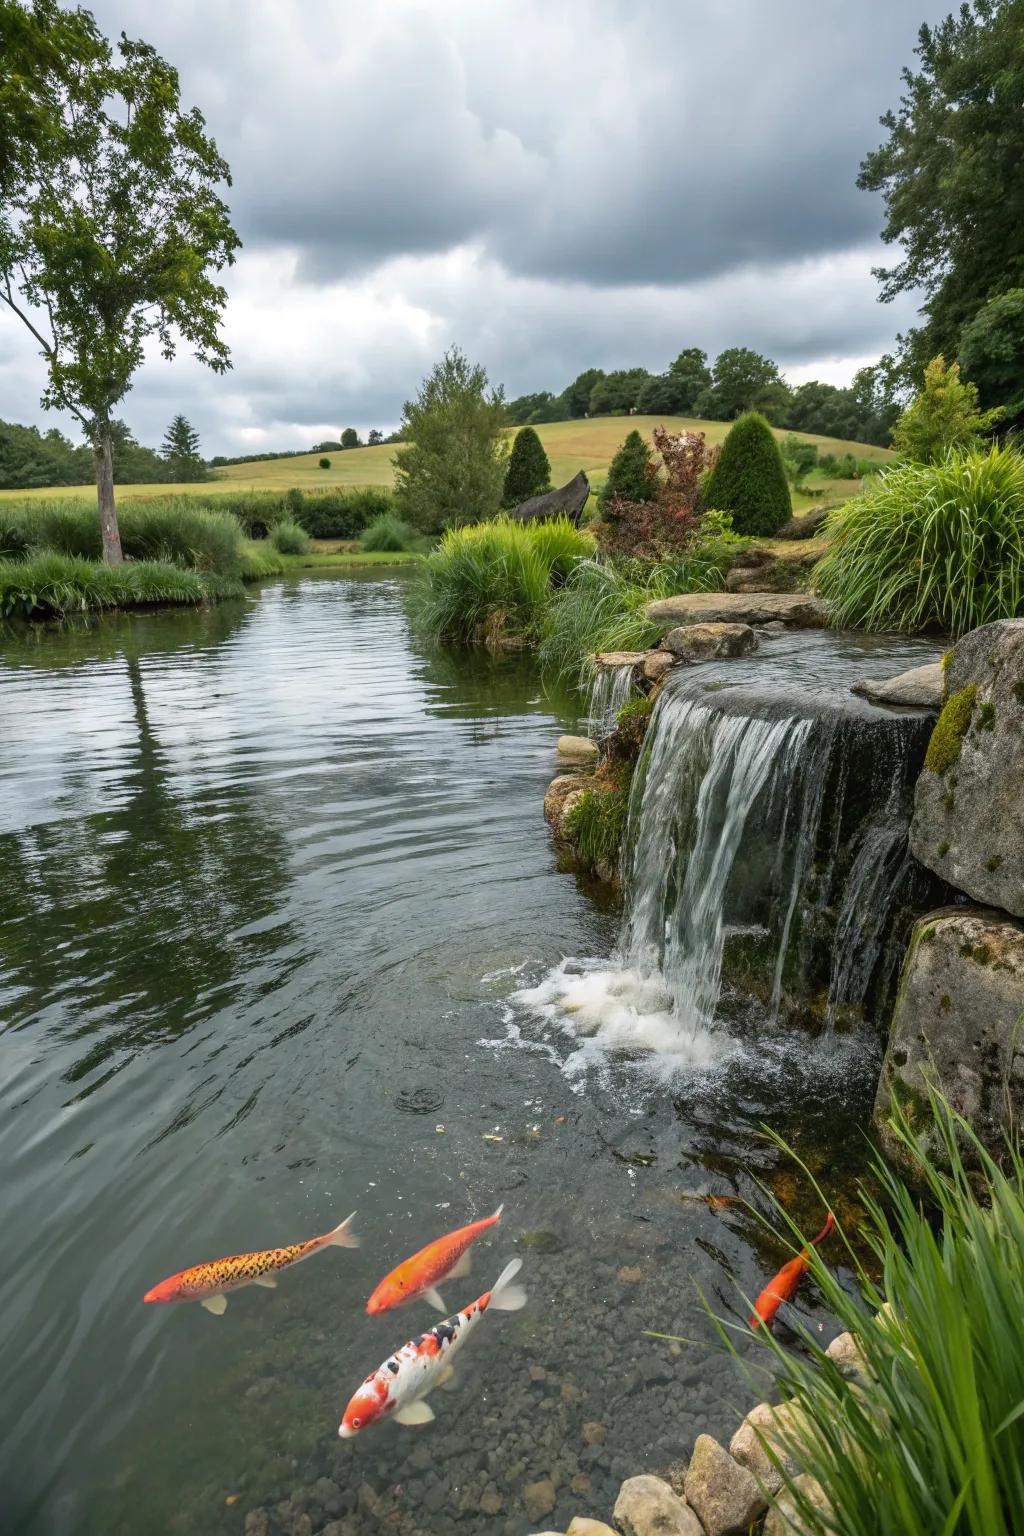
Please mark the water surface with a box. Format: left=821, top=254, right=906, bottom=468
left=0, top=576, right=888, bottom=1536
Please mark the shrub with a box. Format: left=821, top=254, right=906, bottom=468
left=599, top=430, right=658, bottom=513
left=702, top=411, right=791, bottom=536
left=723, top=1090, right=1024, bottom=1536
left=412, top=516, right=593, bottom=643
left=780, top=434, right=818, bottom=487
left=297, top=487, right=394, bottom=539
left=270, top=519, right=310, bottom=555
left=815, top=444, right=1024, bottom=635
left=360, top=512, right=412, bottom=552
left=892, top=355, right=1003, bottom=464
left=393, top=347, right=507, bottom=533
left=598, top=427, right=716, bottom=558
left=503, top=426, right=551, bottom=506
left=319, top=457, right=331, bottom=469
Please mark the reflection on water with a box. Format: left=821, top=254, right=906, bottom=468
left=1, top=575, right=866, bottom=1536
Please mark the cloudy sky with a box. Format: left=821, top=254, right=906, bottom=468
left=0, top=0, right=949, bottom=456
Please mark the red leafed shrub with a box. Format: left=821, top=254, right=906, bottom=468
left=596, top=428, right=714, bottom=558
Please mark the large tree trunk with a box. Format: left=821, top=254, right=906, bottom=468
left=94, top=426, right=123, bottom=566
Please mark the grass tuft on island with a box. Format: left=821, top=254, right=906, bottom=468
left=0, top=551, right=228, bottom=619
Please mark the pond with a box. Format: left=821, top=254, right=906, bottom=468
left=1, top=572, right=885, bottom=1536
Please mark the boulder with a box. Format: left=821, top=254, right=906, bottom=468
left=645, top=592, right=828, bottom=629
left=873, top=906, right=1024, bottom=1165
left=763, top=1475, right=833, bottom=1536
left=663, top=622, right=757, bottom=662
left=544, top=773, right=590, bottom=840
left=825, top=1331, right=868, bottom=1380
left=556, top=734, right=599, bottom=765
left=774, top=505, right=832, bottom=540
left=642, top=649, right=677, bottom=684
left=567, top=1520, right=617, bottom=1536
left=729, top=1401, right=806, bottom=1496
left=910, top=619, right=1024, bottom=915
left=523, top=1478, right=557, bottom=1522
left=613, top=1475, right=703, bottom=1536
left=683, top=1435, right=766, bottom=1535
left=851, top=662, right=944, bottom=709
left=509, top=469, right=590, bottom=525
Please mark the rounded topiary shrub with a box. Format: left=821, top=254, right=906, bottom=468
left=503, top=426, right=551, bottom=506
left=702, top=412, right=791, bottom=536
left=319, top=456, right=331, bottom=469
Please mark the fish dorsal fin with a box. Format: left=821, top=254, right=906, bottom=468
left=393, top=1399, right=435, bottom=1426
left=422, top=1286, right=447, bottom=1312
left=201, top=1294, right=228, bottom=1316
left=252, top=1275, right=278, bottom=1289
left=447, top=1248, right=472, bottom=1280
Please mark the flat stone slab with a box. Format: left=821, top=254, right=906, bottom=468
left=644, top=592, right=828, bottom=629
left=851, top=661, right=943, bottom=708
left=664, top=621, right=757, bottom=662
left=592, top=651, right=648, bottom=668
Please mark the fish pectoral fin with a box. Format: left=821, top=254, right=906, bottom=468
left=447, top=1249, right=472, bottom=1280
left=438, top=1364, right=458, bottom=1392
left=422, top=1287, right=447, bottom=1312
left=201, top=1295, right=228, bottom=1316
left=252, top=1275, right=278, bottom=1289
left=393, top=1399, right=435, bottom=1426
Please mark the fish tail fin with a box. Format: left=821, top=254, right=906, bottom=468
left=809, top=1212, right=835, bottom=1249
left=328, top=1212, right=359, bottom=1249
left=488, top=1256, right=526, bottom=1312
left=489, top=1202, right=505, bottom=1225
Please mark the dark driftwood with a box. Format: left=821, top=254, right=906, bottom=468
left=508, top=470, right=590, bottom=526
left=774, top=505, right=831, bottom=540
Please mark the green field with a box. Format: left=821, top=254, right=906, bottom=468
left=0, top=415, right=893, bottom=504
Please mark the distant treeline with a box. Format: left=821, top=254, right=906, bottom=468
left=208, top=427, right=395, bottom=467
left=0, top=416, right=209, bottom=489
left=504, top=347, right=900, bottom=447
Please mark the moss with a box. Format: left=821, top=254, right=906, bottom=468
left=987, top=854, right=1004, bottom=872
left=888, top=1070, right=935, bottom=1135
left=940, top=994, right=952, bottom=1012
left=924, top=684, right=977, bottom=775
left=977, top=700, right=995, bottom=731
left=921, top=925, right=937, bottom=943
left=938, top=842, right=950, bottom=858
left=941, top=649, right=953, bottom=673
left=1013, top=681, right=1024, bottom=706
left=614, top=693, right=654, bottom=754
left=973, top=943, right=992, bottom=966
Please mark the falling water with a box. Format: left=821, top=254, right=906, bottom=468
left=585, top=663, right=635, bottom=734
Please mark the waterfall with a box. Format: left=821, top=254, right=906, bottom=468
left=585, top=664, right=635, bottom=734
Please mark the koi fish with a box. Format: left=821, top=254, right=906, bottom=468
left=366, top=1203, right=504, bottom=1315
left=340, top=1257, right=526, bottom=1436
left=143, top=1212, right=358, bottom=1316
left=749, top=1212, right=835, bottom=1330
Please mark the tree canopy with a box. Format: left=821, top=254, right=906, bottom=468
left=393, top=347, right=507, bottom=533
left=0, top=1, right=239, bottom=559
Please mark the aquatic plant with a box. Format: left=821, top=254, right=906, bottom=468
left=815, top=445, right=1024, bottom=635
left=713, top=1090, right=1024, bottom=1536
left=269, top=519, right=310, bottom=555
left=0, top=552, right=209, bottom=618
left=412, top=516, right=594, bottom=643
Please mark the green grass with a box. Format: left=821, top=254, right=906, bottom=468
left=412, top=515, right=595, bottom=643
left=269, top=519, right=310, bottom=555
left=717, top=1090, right=1024, bottom=1535
left=816, top=444, right=1024, bottom=635
left=563, top=779, right=630, bottom=870
left=0, top=496, right=245, bottom=575
left=360, top=511, right=413, bottom=552
left=0, top=418, right=894, bottom=503
left=537, top=550, right=726, bottom=687
left=0, top=551, right=218, bottom=618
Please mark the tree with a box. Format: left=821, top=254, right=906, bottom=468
left=891, top=355, right=1002, bottom=463
left=560, top=368, right=605, bottom=418
left=702, top=412, right=791, bottom=536
left=958, top=289, right=1024, bottom=418
left=161, top=414, right=206, bottom=481
left=859, top=1, right=1024, bottom=375
left=341, top=427, right=361, bottom=448
left=505, top=390, right=560, bottom=425
left=392, top=347, right=507, bottom=533
left=697, top=349, right=792, bottom=422
left=0, top=3, right=239, bottom=563
left=502, top=426, right=551, bottom=506
left=635, top=373, right=691, bottom=417
left=0, top=416, right=91, bottom=488
left=108, top=419, right=165, bottom=483
left=598, top=429, right=658, bottom=514
left=666, top=348, right=712, bottom=412
left=367, top=429, right=384, bottom=445
left=588, top=368, right=650, bottom=416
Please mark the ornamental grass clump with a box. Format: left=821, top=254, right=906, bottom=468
left=718, top=1090, right=1024, bottom=1536
left=0, top=552, right=208, bottom=617
left=269, top=519, right=309, bottom=555
left=815, top=444, right=1024, bottom=635
left=412, top=515, right=594, bottom=643
left=360, top=511, right=412, bottom=552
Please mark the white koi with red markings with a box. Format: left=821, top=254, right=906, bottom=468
left=339, top=1258, right=526, bottom=1435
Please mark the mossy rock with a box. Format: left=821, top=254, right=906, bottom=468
left=923, top=684, right=977, bottom=775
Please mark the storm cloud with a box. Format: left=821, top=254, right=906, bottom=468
left=0, top=0, right=949, bottom=454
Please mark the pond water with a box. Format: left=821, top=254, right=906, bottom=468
left=0, top=574, right=908, bottom=1536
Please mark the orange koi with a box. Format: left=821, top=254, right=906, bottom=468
left=366, top=1204, right=503, bottom=1316
left=143, top=1212, right=358, bottom=1316
left=749, top=1212, right=835, bottom=1330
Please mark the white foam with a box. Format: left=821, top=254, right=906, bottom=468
left=513, top=958, right=733, bottom=1070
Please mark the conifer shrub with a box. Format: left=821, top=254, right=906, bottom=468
left=502, top=426, right=551, bottom=506
left=702, top=411, right=791, bottom=536
left=598, top=429, right=658, bottom=513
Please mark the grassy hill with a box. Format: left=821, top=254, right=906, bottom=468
left=0, top=415, right=893, bottom=505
